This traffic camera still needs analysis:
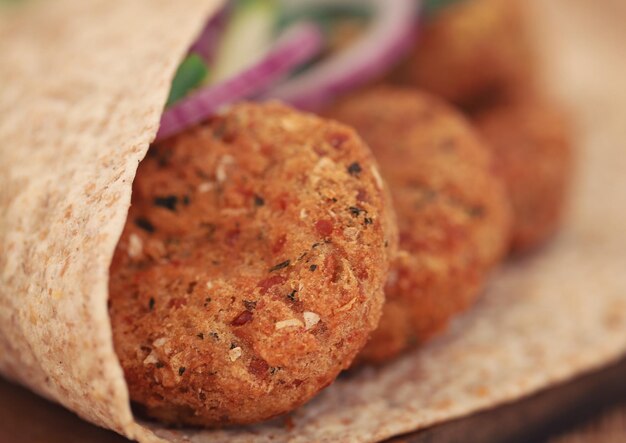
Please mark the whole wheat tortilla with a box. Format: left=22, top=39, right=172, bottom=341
left=1, top=0, right=625, bottom=442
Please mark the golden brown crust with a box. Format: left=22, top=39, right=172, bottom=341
left=394, top=0, right=534, bottom=107
left=108, top=102, right=396, bottom=426
left=326, top=87, right=512, bottom=363
left=473, top=99, right=573, bottom=253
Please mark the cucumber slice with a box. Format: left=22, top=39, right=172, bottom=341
left=209, top=0, right=279, bottom=84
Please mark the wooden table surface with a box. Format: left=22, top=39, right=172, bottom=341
left=1, top=356, right=625, bottom=443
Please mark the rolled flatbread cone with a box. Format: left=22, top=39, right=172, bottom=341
left=0, top=0, right=225, bottom=441
left=2, top=0, right=626, bottom=442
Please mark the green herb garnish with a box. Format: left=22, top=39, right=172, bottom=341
left=166, top=54, right=209, bottom=106
left=423, top=0, right=467, bottom=17
left=275, top=4, right=371, bottom=35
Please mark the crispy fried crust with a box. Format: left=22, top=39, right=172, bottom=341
left=394, top=0, right=534, bottom=107
left=327, top=87, right=512, bottom=363
left=473, top=99, right=573, bottom=253
left=108, top=102, right=397, bottom=426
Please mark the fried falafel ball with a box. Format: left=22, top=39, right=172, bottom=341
left=473, top=99, right=572, bottom=253
left=326, top=87, right=511, bottom=363
left=108, top=102, right=397, bottom=426
left=395, top=0, right=534, bottom=107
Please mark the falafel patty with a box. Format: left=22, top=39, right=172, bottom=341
left=109, top=102, right=397, bottom=425
left=473, top=99, right=572, bottom=253
left=327, top=87, right=511, bottom=363
left=395, top=0, right=534, bottom=107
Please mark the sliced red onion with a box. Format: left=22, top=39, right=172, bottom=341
left=188, top=5, right=231, bottom=62
left=157, top=22, right=324, bottom=141
left=261, top=0, right=421, bottom=111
